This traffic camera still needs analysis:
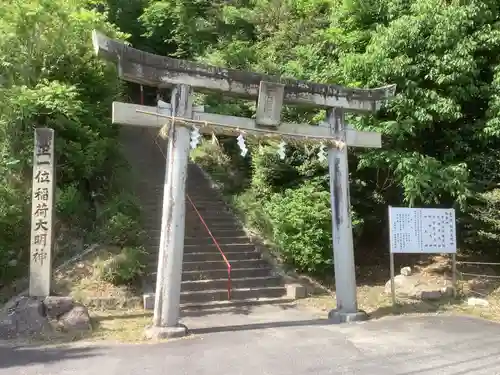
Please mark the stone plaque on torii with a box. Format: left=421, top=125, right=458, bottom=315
left=92, top=30, right=396, bottom=338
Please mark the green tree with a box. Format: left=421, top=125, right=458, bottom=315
left=109, top=0, right=500, bottom=270
left=0, top=0, right=139, bottom=284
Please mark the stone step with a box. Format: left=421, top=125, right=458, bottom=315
left=181, top=267, right=274, bottom=281
left=185, top=228, right=247, bottom=237
left=144, top=294, right=293, bottom=311
left=147, top=226, right=243, bottom=234
left=185, top=208, right=232, bottom=216
left=182, top=259, right=267, bottom=272
left=122, top=128, right=286, bottom=308
left=180, top=286, right=286, bottom=304
left=179, top=297, right=295, bottom=315
left=186, top=225, right=243, bottom=233
left=183, top=219, right=240, bottom=227
left=183, top=214, right=236, bottom=222
left=186, top=204, right=229, bottom=211
left=144, top=234, right=248, bottom=247
left=145, top=249, right=259, bottom=264
left=186, top=199, right=227, bottom=206
left=181, top=276, right=282, bottom=292
left=182, top=251, right=261, bottom=263
left=144, top=229, right=248, bottom=239
left=142, top=208, right=232, bottom=217
left=183, top=243, right=256, bottom=253
left=184, top=236, right=250, bottom=246
left=143, top=219, right=238, bottom=230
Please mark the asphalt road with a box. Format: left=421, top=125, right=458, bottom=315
left=1, top=315, right=500, bottom=375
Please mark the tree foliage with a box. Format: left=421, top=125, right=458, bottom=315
left=5, top=0, right=500, bottom=281
left=0, top=0, right=143, bottom=285
left=169, top=0, right=500, bottom=271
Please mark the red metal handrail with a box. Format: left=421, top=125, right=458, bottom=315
left=186, top=194, right=232, bottom=300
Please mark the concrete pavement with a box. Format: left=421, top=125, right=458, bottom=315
left=1, top=313, right=500, bottom=374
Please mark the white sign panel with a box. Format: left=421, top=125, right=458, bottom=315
left=29, top=128, right=55, bottom=297
left=389, top=207, right=456, bottom=254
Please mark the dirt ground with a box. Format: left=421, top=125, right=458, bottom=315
left=4, top=249, right=500, bottom=344
left=297, top=254, right=500, bottom=323
left=85, top=253, right=500, bottom=342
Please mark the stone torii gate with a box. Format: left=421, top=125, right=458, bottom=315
left=92, top=30, right=396, bottom=339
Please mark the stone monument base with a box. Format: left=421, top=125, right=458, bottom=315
left=328, top=309, right=369, bottom=324
left=144, top=324, right=188, bottom=340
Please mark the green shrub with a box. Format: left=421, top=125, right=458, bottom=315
left=461, top=189, right=500, bottom=257
left=264, top=182, right=363, bottom=276
left=249, top=145, right=300, bottom=197
left=96, top=246, right=146, bottom=285
left=0, top=183, right=30, bottom=283
left=191, top=140, right=232, bottom=182
left=191, top=138, right=249, bottom=193
left=56, top=183, right=93, bottom=231
left=95, top=193, right=144, bottom=247
left=233, top=189, right=273, bottom=236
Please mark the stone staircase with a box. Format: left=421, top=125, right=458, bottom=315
left=119, top=125, right=290, bottom=311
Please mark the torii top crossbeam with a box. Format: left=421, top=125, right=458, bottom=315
left=92, top=31, right=395, bottom=112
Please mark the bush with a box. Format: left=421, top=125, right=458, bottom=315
left=0, top=183, right=30, bottom=283
left=95, top=193, right=144, bottom=247
left=56, top=183, right=93, bottom=231
left=264, top=182, right=363, bottom=276
left=461, top=189, right=500, bottom=257
left=190, top=138, right=249, bottom=193
left=249, top=144, right=300, bottom=197
left=0, top=0, right=132, bottom=287
left=96, top=246, right=146, bottom=285
left=233, top=189, right=273, bottom=236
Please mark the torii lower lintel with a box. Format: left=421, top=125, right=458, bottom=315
left=111, top=101, right=382, bottom=148
left=92, top=31, right=396, bottom=112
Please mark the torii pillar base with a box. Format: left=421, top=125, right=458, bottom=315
left=144, top=324, right=188, bottom=340
left=328, top=309, right=369, bottom=324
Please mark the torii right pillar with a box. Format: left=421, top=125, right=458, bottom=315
left=327, top=108, right=364, bottom=323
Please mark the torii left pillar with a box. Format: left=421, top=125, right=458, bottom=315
left=145, top=84, right=193, bottom=339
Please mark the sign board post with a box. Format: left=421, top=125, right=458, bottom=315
left=29, top=128, right=55, bottom=297
left=388, top=206, right=457, bottom=306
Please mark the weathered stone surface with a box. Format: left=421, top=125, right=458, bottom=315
left=400, top=267, right=412, bottom=276
left=0, top=296, right=94, bottom=339
left=385, top=275, right=453, bottom=301
left=384, top=275, right=406, bottom=294
left=286, top=284, right=307, bottom=299
left=58, top=304, right=91, bottom=332
left=467, top=297, right=490, bottom=307
left=44, top=296, right=74, bottom=319
left=417, top=290, right=442, bottom=301
left=92, top=31, right=396, bottom=111
left=1, top=296, right=51, bottom=338
left=0, top=314, right=17, bottom=338
left=144, top=324, right=187, bottom=340
left=143, top=293, right=154, bottom=310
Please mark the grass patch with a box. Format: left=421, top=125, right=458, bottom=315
left=52, top=245, right=143, bottom=303
left=89, top=309, right=154, bottom=343
left=298, top=282, right=500, bottom=323
left=44, top=245, right=158, bottom=343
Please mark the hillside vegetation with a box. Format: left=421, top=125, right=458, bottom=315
left=0, top=0, right=144, bottom=290
left=3, top=0, right=500, bottom=287
left=129, top=0, right=500, bottom=276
